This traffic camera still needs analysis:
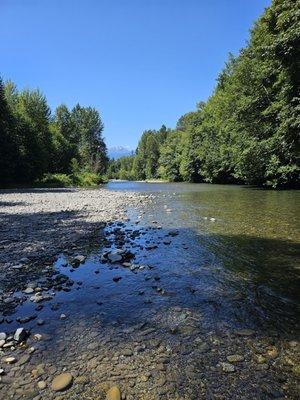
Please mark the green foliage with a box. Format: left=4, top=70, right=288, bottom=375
left=37, top=173, right=74, bottom=187
left=36, top=170, right=105, bottom=188
left=108, top=0, right=299, bottom=188
left=0, top=79, right=108, bottom=187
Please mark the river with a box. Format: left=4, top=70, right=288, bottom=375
left=0, top=182, right=299, bottom=399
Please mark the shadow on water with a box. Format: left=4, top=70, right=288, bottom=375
left=1, top=218, right=299, bottom=338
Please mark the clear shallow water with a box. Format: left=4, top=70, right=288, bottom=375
left=104, top=181, right=300, bottom=330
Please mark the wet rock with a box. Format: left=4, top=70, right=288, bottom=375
left=107, top=386, right=121, bottom=400
left=51, top=372, right=73, bottom=391
left=59, top=313, right=67, bottom=320
left=0, top=339, right=5, bottom=347
left=0, top=332, right=7, bottom=341
left=37, top=319, right=45, bottom=326
left=113, top=276, right=122, bottom=282
left=14, top=327, right=28, bottom=342
left=108, top=252, right=123, bottom=263
left=23, top=287, right=34, bottom=294
left=73, top=255, right=86, bottom=264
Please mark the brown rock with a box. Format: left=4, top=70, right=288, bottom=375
left=107, top=386, right=121, bottom=400
left=51, top=373, right=73, bottom=391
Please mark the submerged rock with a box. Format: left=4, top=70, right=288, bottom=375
left=108, top=253, right=123, bottom=263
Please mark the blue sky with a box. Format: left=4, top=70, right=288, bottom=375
left=1, top=0, right=270, bottom=149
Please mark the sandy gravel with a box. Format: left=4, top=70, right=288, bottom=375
left=0, top=187, right=140, bottom=269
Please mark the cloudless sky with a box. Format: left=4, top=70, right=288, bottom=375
left=1, top=0, right=271, bottom=149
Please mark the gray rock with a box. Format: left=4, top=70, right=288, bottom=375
left=14, top=328, right=28, bottom=342
left=220, top=362, right=235, bottom=372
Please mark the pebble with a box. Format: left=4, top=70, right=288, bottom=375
left=0, top=333, right=7, bottom=341
left=227, top=354, right=244, bottom=363
left=51, top=372, right=73, bottom=391
left=23, top=287, right=34, bottom=294
left=107, top=386, right=121, bottom=400
left=220, top=362, right=235, bottom=372
left=37, top=381, right=47, bottom=390
left=4, top=357, right=16, bottom=364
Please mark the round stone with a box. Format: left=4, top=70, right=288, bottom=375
left=38, top=380, right=47, bottom=389
left=107, top=386, right=121, bottom=400
left=51, top=373, right=73, bottom=391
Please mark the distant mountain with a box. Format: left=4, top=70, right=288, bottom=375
left=108, top=146, right=134, bottom=160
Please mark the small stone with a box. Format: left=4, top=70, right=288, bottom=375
left=122, top=348, right=133, bottom=356
left=0, top=333, right=7, bottom=341
left=0, top=368, right=4, bottom=375
left=113, top=276, right=122, bottom=282
left=59, top=314, right=67, bottom=320
left=235, top=329, right=255, bottom=336
left=73, top=255, right=86, bottom=264
left=37, top=381, right=47, bottom=390
left=4, top=357, right=16, bottom=364
left=0, top=339, right=5, bottom=347
left=220, top=362, right=235, bottom=372
left=226, top=355, right=244, bottom=363
left=254, top=354, right=266, bottom=364
left=51, top=372, right=73, bottom=391
left=108, top=252, right=123, bottom=263
left=37, top=319, right=45, bottom=326
left=23, top=287, right=34, bottom=294
left=107, top=386, right=121, bottom=400
left=267, top=347, right=278, bottom=359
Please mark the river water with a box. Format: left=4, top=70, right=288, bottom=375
left=105, top=181, right=300, bottom=332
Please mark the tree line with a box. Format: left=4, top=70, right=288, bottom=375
left=0, top=79, right=108, bottom=187
left=108, top=0, right=299, bottom=188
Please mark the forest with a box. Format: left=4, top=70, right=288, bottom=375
left=108, top=0, right=299, bottom=188
left=0, top=0, right=299, bottom=189
left=0, top=80, right=108, bottom=187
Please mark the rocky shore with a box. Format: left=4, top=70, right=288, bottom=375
left=0, top=187, right=299, bottom=399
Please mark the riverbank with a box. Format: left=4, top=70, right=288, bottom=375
left=0, top=185, right=299, bottom=399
